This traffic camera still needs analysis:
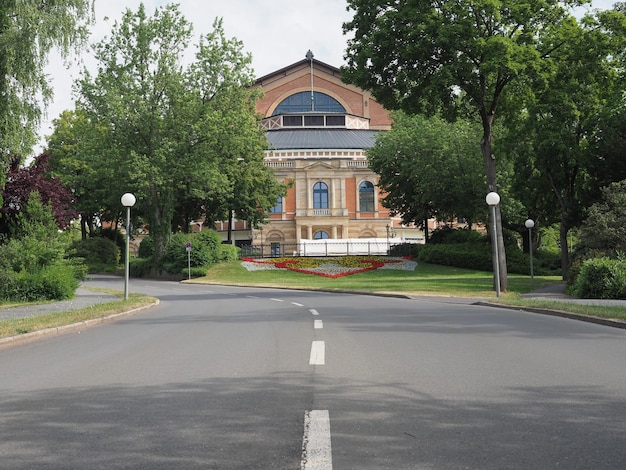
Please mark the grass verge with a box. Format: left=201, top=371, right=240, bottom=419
left=493, top=298, right=626, bottom=323
left=0, top=291, right=157, bottom=339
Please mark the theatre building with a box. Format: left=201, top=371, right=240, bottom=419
left=238, top=52, right=417, bottom=256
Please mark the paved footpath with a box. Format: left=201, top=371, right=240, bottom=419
left=521, top=282, right=626, bottom=307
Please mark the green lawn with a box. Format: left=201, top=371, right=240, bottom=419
left=193, top=260, right=556, bottom=297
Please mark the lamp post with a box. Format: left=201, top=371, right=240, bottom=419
left=525, top=219, right=535, bottom=290
left=486, top=192, right=501, bottom=297
left=121, top=193, right=136, bottom=301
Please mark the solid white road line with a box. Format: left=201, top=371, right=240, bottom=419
left=309, top=341, right=325, bottom=365
left=302, top=410, right=332, bottom=470
left=314, top=319, right=323, bottom=329
left=309, top=309, right=319, bottom=316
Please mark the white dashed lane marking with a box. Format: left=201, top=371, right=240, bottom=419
left=292, top=302, right=304, bottom=307
left=302, top=410, right=333, bottom=469
left=309, top=341, right=325, bottom=365
left=314, top=319, right=323, bottom=329
left=310, top=309, right=319, bottom=316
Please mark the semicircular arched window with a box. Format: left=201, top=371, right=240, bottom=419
left=314, top=231, right=330, bottom=239
left=273, top=91, right=346, bottom=115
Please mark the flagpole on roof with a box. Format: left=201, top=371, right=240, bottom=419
left=306, top=49, right=314, bottom=111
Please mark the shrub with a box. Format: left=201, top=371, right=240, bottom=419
left=218, top=243, right=240, bottom=262
left=0, top=264, right=78, bottom=302
left=417, top=243, right=493, bottom=271
left=195, top=230, right=221, bottom=264
left=0, top=233, right=67, bottom=273
left=429, top=227, right=485, bottom=245
left=161, top=232, right=214, bottom=275
left=138, top=236, right=154, bottom=259
left=571, top=257, right=626, bottom=299
left=189, top=266, right=209, bottom=278
left=417, top=240, right=561, bottom=276
left=129, top=257, right=153, bottom=278
left=70, top=237, right=120, bottom=267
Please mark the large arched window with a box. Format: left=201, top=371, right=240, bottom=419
left=313, top=182, right=329, bottom=209
left=273, top=91, right=345, bottom=115
left=359, top=181, right=375, bottom=212
left=314, top=231, right=329, bottom=239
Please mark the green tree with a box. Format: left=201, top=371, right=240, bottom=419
left=0, top=0, right=93, bottom=176
left=368, top=112, right=485, bottom=240
left=46, top=109, right=118, bottom=239
left=75, top=4, right=285, bottom=265
left=577, top=179, right=626, bottom=258
left=342, top=0, right=586, bottom=291
left=504, top=8, right=625, bottom=278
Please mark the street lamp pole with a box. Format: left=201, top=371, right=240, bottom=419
left=121, top=193, right=136, bottom=301
left=386, top=224, right=390, bottom=255
left=486, top=192, right=501, bottom=297
left=525, top=219, right=535, bottom=290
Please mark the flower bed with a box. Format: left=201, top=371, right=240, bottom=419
left=241, top=256, right=417, bottom=278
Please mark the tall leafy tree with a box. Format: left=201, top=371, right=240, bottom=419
left=47, top=109, right=117, bottom=239
left=342, top=0, right=586, bottom=291
left=504, top=8, right=625, bottom=278
left=76, top=4, right=285, bottom=264
left=0, top=0, right=93, bottom=176
left=368, top=112, right=485, bottom=240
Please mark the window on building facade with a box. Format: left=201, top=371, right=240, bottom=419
left=313, top=182, right=329, bottom=209
left=304, top=115, right=325, bottom=126
left=325, top=115, right=346, bottom=126
left=359, top=181, right=375, bottom=212
left=269, top=196, right=283, bottom=213
left=314, top=231, right=330, bottom=239
left=283, top=115, right=303, bottom=126
left=273, top=91, right=346, bottom=114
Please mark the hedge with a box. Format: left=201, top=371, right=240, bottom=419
left=571, top=257, right=626, bottom=299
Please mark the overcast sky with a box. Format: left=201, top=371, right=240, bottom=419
left=36, top=0, right=617, bottom=154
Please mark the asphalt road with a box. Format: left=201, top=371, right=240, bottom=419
left=1, top=277, right=625, bottom=469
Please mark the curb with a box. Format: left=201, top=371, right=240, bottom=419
left=475, top=301, right=626, bottom=330
left=0, top=300, right=159, bottom=350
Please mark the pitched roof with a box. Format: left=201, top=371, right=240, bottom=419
left=255, top=57, right=340, bottom=85
left=265, top=129, right=380, bottom=150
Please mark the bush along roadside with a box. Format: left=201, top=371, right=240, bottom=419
left=414, top=241, right=561, bottom=276
left=131, top=230, right=241, bottom=279
left=570, top=256, right=626, bottom=299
